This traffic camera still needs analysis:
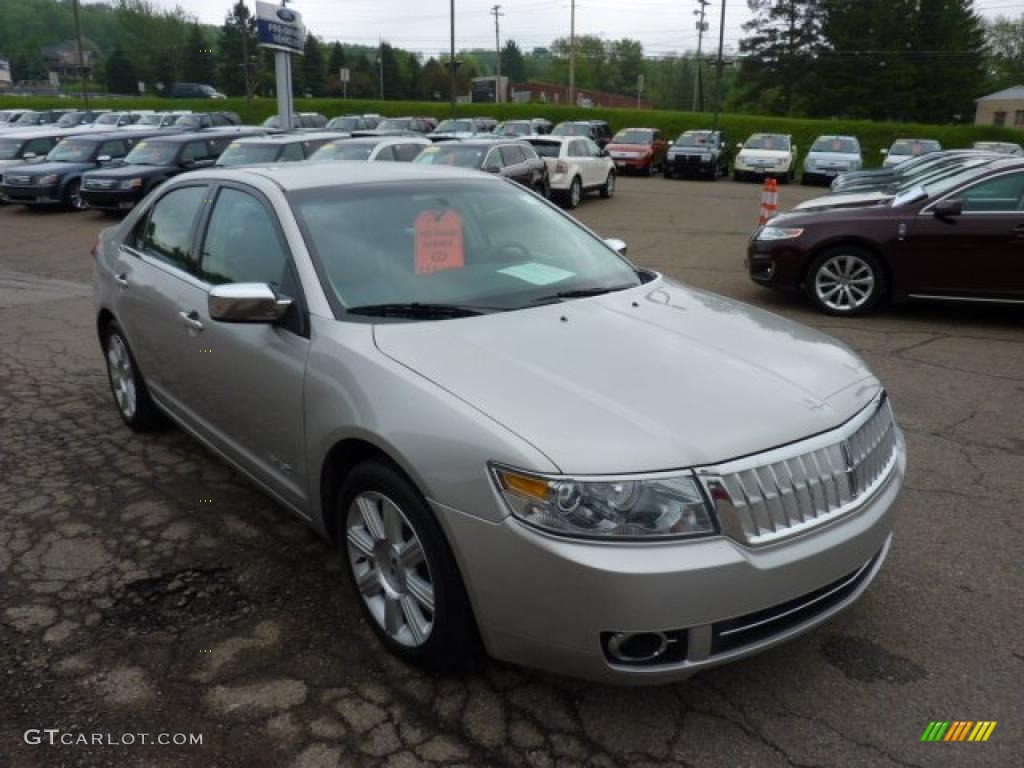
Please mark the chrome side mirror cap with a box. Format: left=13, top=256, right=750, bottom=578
left=208, top=283, right=292, bottom=323
left=605, top=238, right=628, bottom=256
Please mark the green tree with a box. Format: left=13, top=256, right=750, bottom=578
left=909, top=0, right=987, bottom=122
left=301, top=33, right=326, bottom=96
left=182, top=23, right=214, bottom=84
left=104, top=46, right=138, bottom=93
left=500, top=39, right=527, bottom=83
left=987, top=15, right=1024, bottom=89
left=379, top=42, right=402, bottom=99
left=738, top=0, right=824, bottom=115
left=217, top=1, right=257, bottom=97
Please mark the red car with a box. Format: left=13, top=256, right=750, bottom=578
left=606, top=128, right=668, bottom=176
left=747, top=157, right=1024, bottom=315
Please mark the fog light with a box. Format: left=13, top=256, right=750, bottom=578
left=601, top=629, right=688, bottom=666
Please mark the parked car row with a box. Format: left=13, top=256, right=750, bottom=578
left=748, top=148, right=1024, bottom=315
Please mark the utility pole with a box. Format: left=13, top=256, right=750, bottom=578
left=240, top=10, right=252, bottom=101
left=71, top=0, right=89, bottom=107
left=568, top=0, right=576, bottom=106
left=378, top=36, right=384, bottom=99
left=713, top=0, right=726, bottom=130
left=491, top=5, right=504, bottom=103
left=692, top=0, right=709, bottom=112
left=450, top=0, right=457, bottom=118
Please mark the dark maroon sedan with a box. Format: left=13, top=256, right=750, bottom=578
left=747, top=158, right=1024, bottom=315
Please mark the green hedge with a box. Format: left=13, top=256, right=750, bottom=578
left=3, top=95, right=1021, bottom=168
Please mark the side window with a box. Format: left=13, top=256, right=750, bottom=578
left=394, top=143, right=423, bottom=162
left=212, top=114, right=228, bottom=126
left=483, top=149, right=502, bottom=170
left=100, top=140, right=128, bottom=158
left=280, top=142, right=305, bottom=162
left=959, top=173, right=1024, bottom=213
left=25, top=137, right=54, bottom=156
left=500, top=145, right=525, bottom=165
left=569, top=140, right=586, bottom=158
left=586, top=139, right=602, bottom=158
left=374, top=145, right=397, bottom=162
left=181, top=141, right=210, bottom=163
left=200, top=188, right=291, bottom=287
left=138, top=186, right=207, bottom=272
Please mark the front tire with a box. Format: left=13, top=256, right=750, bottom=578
left=339, top=461, right=478, bottom=671
left=601, top=171, right=615, bottom=199
left=103, top=322, right=163, bottom=431
left=806, top=246, right=886, bottom=316
left=64, top=179, right=86, bottom=211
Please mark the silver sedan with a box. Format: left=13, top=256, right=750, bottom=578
left=93, top=162, right=905, bottom=683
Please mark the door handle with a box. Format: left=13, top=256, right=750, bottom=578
left=114, top=272, right=129, bottom=288
left=178, top=310, right=204, bottom=332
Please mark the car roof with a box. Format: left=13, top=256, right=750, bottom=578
left=191, top=160, right=491, bottom=191
left=435, top=140, right=518, bottom=148
left=329, top=135, right=429, bottom=146
left=59, top=130, right=158, bottom=142
left=230, top=131, right=349, bottom=145
left=614, top=127, right=657, bottom=132
left=527, top=135, right=569, bottom=143
left=132, top=130, right=259, bottom=145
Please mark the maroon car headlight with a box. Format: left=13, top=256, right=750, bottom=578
left=756, top=226, right=804, bottom=241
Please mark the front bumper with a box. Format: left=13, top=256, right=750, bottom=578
left=668, top=154, right=714, bottom=175
left=610, top=154, right=652, bottom=171
left=434, top=441, right=903, bottom=684
left=0, top=183, right=62, bottom=205
left=81, top=187, right=141, bottom=211
left=746, top=237, right=808, bottom=288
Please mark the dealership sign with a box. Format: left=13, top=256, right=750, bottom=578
left=255, top=1, right=305, bottom=55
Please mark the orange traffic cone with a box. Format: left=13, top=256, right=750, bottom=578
left=758, top=178, right=779, bottom=225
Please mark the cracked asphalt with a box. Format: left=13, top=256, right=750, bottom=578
left=1, top=177, right=1021, bottom=768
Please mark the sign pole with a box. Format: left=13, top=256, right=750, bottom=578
left=256, top=0, right=304, bottom=130
left=276, top=51, right=293, bottom=130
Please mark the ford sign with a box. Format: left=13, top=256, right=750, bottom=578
left=277, top=9, right=296, bottom=22
left=255, top=1, right=305, bottom=55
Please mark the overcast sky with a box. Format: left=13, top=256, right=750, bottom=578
left=149, top=0, right=1019, bottom=58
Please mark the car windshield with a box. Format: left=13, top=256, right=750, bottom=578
left=12, top=112, right=41, bottom=124
left=413, top=145, right=486, bottom=168
left=56, top=114, right=83, bottom=127
left=744, top=135, right=790, bottom=150
left=528, top=141, right=561, bottom=158
left=435, top=120, right=474, bottom=133
left=552, top=123, right=589, bottom=136
left=310, top=142, right=375, bottom=161
left=217, top=143, right=282, bottom=166
left=175, top=115, right=203, bottom=128
left=612, top=130, right=654, bottom=145
left=810, top=137, right=859, bottom=154
left=499, top=121, right=532, bottom=135
left=378, top=119, right=411, bottom=130
left=47, top=140, right=97, bottom=163
left=123, top=141, right=178, bottom=166
left=289, top=180, right=642, bottom=314
left=136, top=115, right=164, bottom=126
left=890, top=140, right=940, bottom=156
left=674, top=132, right=715, bottom=147
left=973, top=142, right=1020, bottom=154
left=327, top=117, right=360, bottom=131
left=0, top=139, right=26, bottom=159
left=94, top=114, right=121, bottom=126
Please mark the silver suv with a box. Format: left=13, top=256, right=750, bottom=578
left=94, top=163, right=905, bottom=683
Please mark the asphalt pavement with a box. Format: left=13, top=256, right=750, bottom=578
left=0, top=176, right=1020, bottom=768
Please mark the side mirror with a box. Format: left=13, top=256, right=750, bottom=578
left=933, top=198, right=963, bottom=219
left=604, top=238, right=628, bottom=256
left=208, top=283, right=293, bottom=323
left=97, top=155, right=112, bottom=163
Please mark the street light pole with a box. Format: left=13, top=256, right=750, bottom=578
left=491, top=4, right=504, bottom=103
left=450, top=0, right=457, bottom=118
left=693, top=0, right=709, bottom=112
left=713, top=0, right=726, bottom=130
left=71, top=0, right=89, bottom=107
left=568, top=0, right=576, bottom=106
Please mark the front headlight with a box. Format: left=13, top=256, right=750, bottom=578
left=491, top=465, right=716, bottom=540
left=38, top=174, right=59, bottom=185
left=120, top=178, right=143, bottom=190
left=757, top=226, right=804, bottom=241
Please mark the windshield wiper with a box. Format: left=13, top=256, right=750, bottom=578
left=532, top=284, right=637, bottom=304
left=346, top=302, right=493, bottom=319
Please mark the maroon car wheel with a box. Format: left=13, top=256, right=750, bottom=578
left=806, top=247, right=886, bottom=316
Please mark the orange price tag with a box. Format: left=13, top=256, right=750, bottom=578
left=415, top=210, right=465, bottom=275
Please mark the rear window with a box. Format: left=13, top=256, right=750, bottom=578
left=674, top=132, right=716, bottom=147
left=612, top=130, right=654, bottom=145
left=890, top=140, right=941, bottom=156
left=552, top=123, right=589, bottom=137
left=311, top=142, right=375, bottom=162
left=810, top=137, right=860, bottom=154
left=378, top=119, right=412, bottom=131
left=527, top=141, right=561, bottom=158
left=413, top=145, right=486, bottom=168
left=216, top=143, right=282, bottom=167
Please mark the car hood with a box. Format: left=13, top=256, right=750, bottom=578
left=794, top=190, right=892, bottom=211
left=84, top=164, right=168, bottom=179
left=806, top=152, right=860, bottom=164
left=670, top=145, right=716, bottom=154
left=373, top=278, right=879, bottom=474
left=739, top=149, right=792, bottom=160
left=11, top=161, right=93, bottom=176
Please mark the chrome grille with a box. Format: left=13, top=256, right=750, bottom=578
left=84, top=177, right=115, bottom=190
left=700, top=394, right=899, bottom=546
left=4, top=174, right=32, bottom=186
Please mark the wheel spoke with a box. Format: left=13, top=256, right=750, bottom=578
left=396, top=537, right=424, bottom=570
left=400, top=595, right=428, bottom=644
left=355, top=564, right=381, bottom=596
left=347, top=527, right=375, bottom=558
left=406, top=573, right=435, bottom=613
left=381, top=498, right=404, bottom=546
left=358, top=496, right=386, bottom=541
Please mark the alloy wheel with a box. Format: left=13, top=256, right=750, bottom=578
left=570, top=178, right=582, bottom=208
left=605, top=173, right=615, bottom=197
left=106, top=333, right=137, bottom=419
left=67, top=181, right=85, bottom=210
left=346, top=491, right=435, bottom=648
left=814, top=253, right=876, bottom=312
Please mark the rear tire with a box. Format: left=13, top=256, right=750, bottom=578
left=64, top=179, right=86, bottom=211
left=338, top=460, right=479, bottom=672
left=566, top=176, right=583, bottom=209
left=102, top=321, right=164, bottom=431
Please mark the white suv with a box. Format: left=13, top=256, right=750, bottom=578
left=802, top=135, right=863, bottom=186
left=734, top=133, right=798, bottom=183
left=526, top=136, right=615, bottom=209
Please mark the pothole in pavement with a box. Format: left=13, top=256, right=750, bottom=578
left=107, top=568, right=255, bottom=634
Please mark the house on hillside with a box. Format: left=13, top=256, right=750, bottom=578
left=41, top=39, right=95, bottom=77
left=975, top=85, right=1024, bottom=128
